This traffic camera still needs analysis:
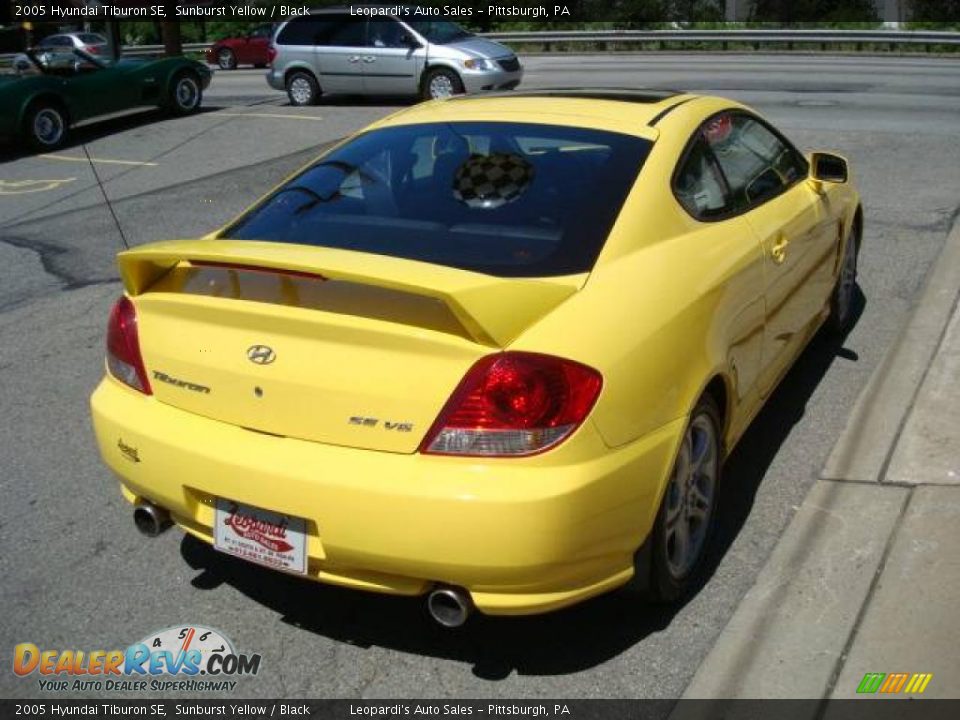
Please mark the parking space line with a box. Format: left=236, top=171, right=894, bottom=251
left=39, top=154, right=159, bottom=167
left=215, top=112, right=325, bottom=121
left=0, top=178, right=77, bottom=195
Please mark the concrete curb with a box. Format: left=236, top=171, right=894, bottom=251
left=680, top=211, right=960, bottom=700
left=823, top=213, right=960, bottom=483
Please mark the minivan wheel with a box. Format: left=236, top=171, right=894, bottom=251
left=647, top=394, right=721, bottom=603
left=287, top=71, right=320, bottom=106
left=217, top=48, right=237, bottom=70
left=422, top=67, right=464, bottom=101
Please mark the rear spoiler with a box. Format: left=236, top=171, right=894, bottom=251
left=117, top=239, right=584, bottom=348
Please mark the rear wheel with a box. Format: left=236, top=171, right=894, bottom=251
left=646, top=395, right=721, bottom=603
left=24, top=101, right=68, bottom=151
left=166, top=72, right=202, bottom=115
left=286, top=71, right=320, bottom=106
left=421, top=67, right=464, bottom=101
left=217, top=48, right=237, bottom=70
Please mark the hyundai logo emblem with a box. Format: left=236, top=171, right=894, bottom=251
left=247, top=345, right=276, bottom=365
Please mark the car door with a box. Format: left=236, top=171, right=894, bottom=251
left=313, top=15, right=367, bottom=94
left=704, top=112, right=834, bottom=396
left=362, top=19, right=423, bottom=96
left=673, top=130, right=766, bottom=441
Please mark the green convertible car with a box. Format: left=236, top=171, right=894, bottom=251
left=0, top=48, right=212, bottom=151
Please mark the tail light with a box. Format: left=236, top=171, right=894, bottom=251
left=267, top=44, right=277, bottom=66
left=87, top=45, right=101, bottom=55
left=420, top=352, right=602, bottom=457
left=106, top=296, right=152, bottom=395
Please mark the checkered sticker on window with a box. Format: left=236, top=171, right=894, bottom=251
left=453, top=153, right=535, bottom=209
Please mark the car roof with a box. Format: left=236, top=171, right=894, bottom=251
left=369, top=89, right=704, bottom=139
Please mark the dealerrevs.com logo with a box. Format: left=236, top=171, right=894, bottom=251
left=13, top=625, right=262, bottom=692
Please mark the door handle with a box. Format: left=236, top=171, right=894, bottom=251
left=348, top=55, right=360, bottom=63
left=363, top=56, right=376, bottom=63
left=771, top=235, right=790, bottom=264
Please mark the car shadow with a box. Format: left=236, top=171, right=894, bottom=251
left=178, top=288, right=866, bottom=678
left=0, top=106, right=228, bottom=161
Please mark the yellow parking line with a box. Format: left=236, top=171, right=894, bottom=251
left=40, top=154, right=158, bottom=167
left=0, top=178, right=76, bottom=195
left=217, top=112, right=324, bottom=121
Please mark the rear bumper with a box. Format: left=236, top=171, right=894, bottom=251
left=266, top=68, right=285, bottom=92
left=91, top=376, right=681, bottom=615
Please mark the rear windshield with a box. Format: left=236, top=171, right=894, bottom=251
left=78, top=34, right=106, bottom=44
left=225, top=122, right=651, bottom=277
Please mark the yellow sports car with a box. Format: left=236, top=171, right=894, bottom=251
left=90, top=89, right=861, bottom=625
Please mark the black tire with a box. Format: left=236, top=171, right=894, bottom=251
left=217, top=48, right=237, bottom=70
left=421, top=67, right=464, bottom=101
left=645, top=394, right=722, bottom=603
left=166, top=71, right=203, bottom=116
left=286, top=71, right=320, bottom=106
left=827, top=222, right=860, bottom=335
left=23, top=101, right=69, bottom=152
left=254, top=63, right=267, bottom=69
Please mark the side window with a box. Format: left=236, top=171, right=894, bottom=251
left=674, top=135, right=730, bottom=219
left=315, top=16, right=366, bottom=47
left=367, top=20, right=407, bottom=48
left=705, top=113, right=806, bottom=210
left=277, top=18, right=324, bottom=46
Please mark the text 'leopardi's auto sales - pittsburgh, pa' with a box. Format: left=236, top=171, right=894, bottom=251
left=12, top=625, right=261, bottom=693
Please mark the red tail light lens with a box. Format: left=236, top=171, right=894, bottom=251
left=106, top=296, right=152, bottom=395
left=267, top=44, right=277, bottom=65
left=421, top=352, right=602, bottom=457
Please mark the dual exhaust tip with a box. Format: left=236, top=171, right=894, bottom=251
left=133, top=501, right=172, bottom=538
left=132, top=501, right=473, bottom=627
left=426, top=586, right=473, bottom=628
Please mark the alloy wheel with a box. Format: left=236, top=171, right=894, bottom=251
left=289, top=77, right=312, bottom=105
left=429, top=74, right=455, bottom=99
left=663, top=413, right=718, bottom=580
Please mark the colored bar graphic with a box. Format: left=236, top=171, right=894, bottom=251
left=858, top=672, right=933, bottom=694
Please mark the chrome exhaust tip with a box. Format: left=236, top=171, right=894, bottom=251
left=426, top=586, right=473, bottom=628
left=133, top=501, right=172, bottom=537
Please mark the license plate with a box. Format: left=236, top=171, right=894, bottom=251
left=214, top=499, right=307, bottom=575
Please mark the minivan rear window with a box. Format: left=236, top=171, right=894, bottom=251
left=225, top=122, right=651, bottom=278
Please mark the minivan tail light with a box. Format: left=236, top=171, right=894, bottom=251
left=420, top=352, right=602, bottom=457
left=106, top=296, right=152, bottom=395
left=267, top=44, right=277, bottom=66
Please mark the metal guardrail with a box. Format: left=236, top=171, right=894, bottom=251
left=2, top=29, right=959, bottom=65
left=485, top=28, right=960, bottom=45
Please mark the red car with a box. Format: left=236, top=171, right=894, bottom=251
left=206, top=24, right=274, bottom=70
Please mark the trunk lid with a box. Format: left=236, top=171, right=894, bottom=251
left=120, top=240, right=583, bottom=453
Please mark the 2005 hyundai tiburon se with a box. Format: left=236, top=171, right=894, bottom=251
left=91, top=89, right=862, bottom=627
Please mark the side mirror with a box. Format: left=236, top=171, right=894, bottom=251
left=401, top=33, right=422, bottom=49
left=810, top=152, right=848, bottom=184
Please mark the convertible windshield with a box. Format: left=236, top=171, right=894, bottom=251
left=405, top=21, right=472, bottom=44
left=225, top=122, right=651, bottom=277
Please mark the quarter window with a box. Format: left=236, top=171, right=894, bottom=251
left=674, top=135, right=730, bottom=219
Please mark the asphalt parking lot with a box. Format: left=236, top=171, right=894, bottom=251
left=2, top=53, right=959, bottom=699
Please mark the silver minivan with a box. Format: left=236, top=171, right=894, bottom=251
left=266, top=10, right=523, bottom=104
